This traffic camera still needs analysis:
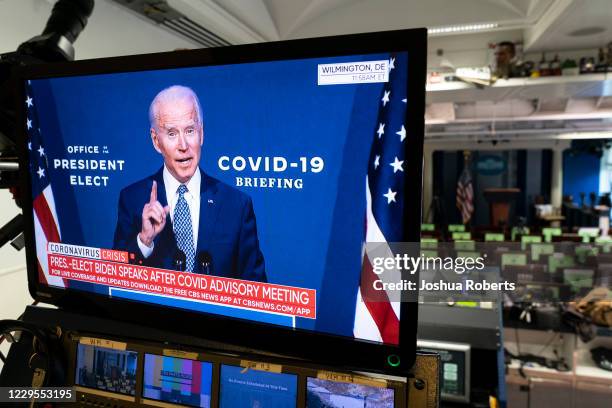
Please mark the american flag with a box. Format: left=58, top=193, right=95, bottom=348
left=353, top=54, right=408, bottom=345
left=26, top=81, right=66, bottom=288
left=456, top=160, right=474, bottom=224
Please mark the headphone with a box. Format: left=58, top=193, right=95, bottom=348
left=0, top=320, right=53, bottom=387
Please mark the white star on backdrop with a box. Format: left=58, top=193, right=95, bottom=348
left=383, top=188, right=397, bottom=204
left=26, top=118, right=32, bottom=129
left=37, top=167, right=45, bottom=179
left=26, top=96, right=33, bottom=107
left=38, top=146, right=45, bottom=157
left=376, top=123, right=385, bottom=139
left=374, top=155, right=380, bottom=169
left=381, top=90, right=390, bottom=106
left=402, top=98, right=407, bottom=103
left=28, top=142, right=32, bottom=150
left=389, top=57, right=395, bottom=70
left=396, top=125, right=406, bottom=142
left=389, top=157, right=404, bottom=173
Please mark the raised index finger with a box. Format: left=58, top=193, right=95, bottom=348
left=150, top=180, right=157, bottom=203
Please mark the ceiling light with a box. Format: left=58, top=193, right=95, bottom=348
left=428, top=23, right=499, bottom=35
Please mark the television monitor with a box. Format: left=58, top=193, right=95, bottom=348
left=421, top=223, right=435, bottom=232
left=420, top=238, right=438, bottom=248
left=562, top=268, right=595, bottom=293
left=19, top=29, right=426, bottom=373
left=452, top=232, right=471, bottom=240
left=417, top=340, right=470, bottom=403
left=511, top=226, right=530, bottom=241
left=306, top=377, right=395, bottom=407
left=531, top=243, right=554, bottom=262
left=484, top=233, right=504, bottom=242
left=219, top=364, right=297, bottom=408
left=521, top=235, right=542, bottom=250
left=456, top=251, right=481, bottom=262
left=548, top=253, right=575, bottom=273
left=578, top=227, right=599, bottom=240
left=501, top=253, right=527, bottom=269
left=143, top=354, right=213, bottom=407
left=454, top=240, right=475, bottom=251
left=75, top=343, right=137, bottom=396
left=420, top=249, right=438, bottom=258
left=542, top=227, right=561, bottom=243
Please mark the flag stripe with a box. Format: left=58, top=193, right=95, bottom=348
left=354, top=289, right=383, bottom=342
left=360, top=254, right=400, bottom=344
left=364, top=177, right=400, bottom=319
left=43, top=186, right=62, bottom=237
left=33, top=194, right=60, bottom=244
left=34, top=212, right=65, bottom=287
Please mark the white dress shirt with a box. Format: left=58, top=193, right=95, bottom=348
left=137, top=166, right=201, bottom=258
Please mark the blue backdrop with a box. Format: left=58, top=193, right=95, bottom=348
left=30, top=53, right=401, bottom=338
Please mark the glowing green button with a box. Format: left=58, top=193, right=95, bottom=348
left=387, top=354, right=401, bottom=367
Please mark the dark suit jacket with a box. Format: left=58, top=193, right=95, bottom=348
left=113, top=167, right=266, bottom=282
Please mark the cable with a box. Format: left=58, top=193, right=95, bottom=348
left=536, top=332, right=559, bottom=355
left=0, top=319, right=52, bottom=387
left=505, top=348, right=570, bottom=373
left=0, top=300, right=39, bottom=347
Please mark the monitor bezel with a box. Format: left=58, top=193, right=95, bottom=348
left=18, top=28, right=426, bottom=375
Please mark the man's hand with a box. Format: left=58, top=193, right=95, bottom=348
left=139, top=181, right=170, bottom=247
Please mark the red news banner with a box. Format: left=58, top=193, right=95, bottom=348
left=46, top=243, right=316, bottom=319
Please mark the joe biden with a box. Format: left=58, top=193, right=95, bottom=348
left=113, top=85, right=266, bottom=281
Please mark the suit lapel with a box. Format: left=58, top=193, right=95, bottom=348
left=153, top=167, right=168, bottom=207
left=197, top=172, right=221, bottom=252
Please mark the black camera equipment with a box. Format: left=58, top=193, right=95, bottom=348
left=0, top=0, right=94, bottom=250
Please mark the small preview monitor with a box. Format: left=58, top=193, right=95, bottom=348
left=562, top=268, right=595, bottom=293
left=531, top=243, right=554, bottom=262
left=143, top=354, right=213, bottom=407
left=219, top=364, right=298, bottom=408
left=484, top=233, right=504, bottom=242
left=306, top=377, right=395, bottom=408
left=548, top=253, right=575, bottom=273
left=417, top=340, right=470, bottom=403
left=75, top=343, right=137, bottom=396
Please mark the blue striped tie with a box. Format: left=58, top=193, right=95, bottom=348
left=174, top=184, right=195, bottom=272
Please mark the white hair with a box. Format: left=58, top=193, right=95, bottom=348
left=148, top=85, right=203, bottom=130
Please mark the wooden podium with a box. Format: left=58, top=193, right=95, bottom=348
left=483, top=188, right=520, bottom=227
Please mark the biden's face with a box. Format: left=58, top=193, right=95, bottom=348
left=151, top=98, right=203, bottom=184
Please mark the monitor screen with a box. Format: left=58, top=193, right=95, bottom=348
left=143, top=354, right=213, bottom=407
left=417, top=340, right=470, bottom=403
left=306, top=377, right=395, bottom=407
left=562, top=268, right=595, bottom=293
left=219, top=365, right=297, bottom=408
left=75, top=343, right=137, bottom=396
left=21, top=29, right=425, bottom=373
